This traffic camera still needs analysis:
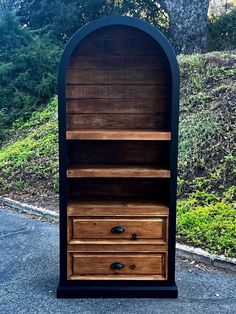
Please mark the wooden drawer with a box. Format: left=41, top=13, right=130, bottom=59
left=68, top=252, right=167, bottom=280
left=68, top=217, right=168, bottom=242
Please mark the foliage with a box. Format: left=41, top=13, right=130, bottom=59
left=0, top=0, right=15, bottom=14
left=15, top=0, right=168, bottom=43
left=176, top=51, right=236, bottom=257
left=0, top=13, right=62, bottom=140
left=209, top=8, right=236, bottom=51
left=177, top=198, right=236, bottom=257
left=178, top=51, right=236, bottom=198
left=0, top=97, right=58, bottom=193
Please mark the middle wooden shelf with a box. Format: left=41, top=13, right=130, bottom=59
left=67, top=164, right=170, bottom=178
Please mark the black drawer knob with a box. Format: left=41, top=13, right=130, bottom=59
left=111, top=226, right=125, bottom=234
left=111, top=262, right=124, bottom=270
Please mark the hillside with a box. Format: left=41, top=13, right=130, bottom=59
left=0, top=97, right=59, bottom=210
left=0, top=51, right=235, bottom=256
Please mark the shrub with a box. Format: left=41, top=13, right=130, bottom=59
left=209, top=8, right=236, bottom=51
left=177, top=199, right=236, bottom=257
left=0, top=13, right=62, bottom=140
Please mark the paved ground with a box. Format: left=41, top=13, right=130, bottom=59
left=0, top=208, right=235, bottom=314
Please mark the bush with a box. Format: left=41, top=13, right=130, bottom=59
left=177, top=199, right=236, bottom=257
left=209, top=8, right=236, bottom=51
left=0, top=13, right=62, bottom=140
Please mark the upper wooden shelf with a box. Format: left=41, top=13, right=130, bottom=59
left=67, top=164, right=170, bottom=178
left=66, top=129, right=171, bottom=141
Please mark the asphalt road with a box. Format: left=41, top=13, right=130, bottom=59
left=0, top=208, right=235, bottom=314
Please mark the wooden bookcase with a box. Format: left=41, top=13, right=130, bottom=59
left=57, top=16, right=179, bottom=298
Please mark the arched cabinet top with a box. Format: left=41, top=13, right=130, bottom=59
left=58, top=15, right=180, bottom=137
left=58, top=16, right=179, bottom=88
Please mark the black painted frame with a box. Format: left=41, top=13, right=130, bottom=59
left=57, top=15, right=179, bottom=298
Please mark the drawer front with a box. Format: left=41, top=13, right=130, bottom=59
left=68, top=253, right=167, bottom=279
left=68, top=218, right=168, bottom=241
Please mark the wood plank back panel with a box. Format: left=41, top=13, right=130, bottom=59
left=66, top=99, right=169, bottom=114
left=66, top=25, right=170, bottom=130
left=67, top=140, right=170, bottom=165
left=68, top=179, right=169, bottom=200
left=79, top=26, right=151, bottom=40
left=72, top=38, right=160, bottom=56
left=67, top=113, right=169, bottom=129
left=66, top=70, right=168, bottom=84
left=68, top=55, right=166, bottom=70
left=66, top=85, right=168, bottom=99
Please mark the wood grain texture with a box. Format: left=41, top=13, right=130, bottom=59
left=73, top=40, right=159, bottom=56
left=66, top=84, right=168, bottom=99
left=66, top=98, right=169, bottom=114
left=69, top=274, right=166, bottom=280
left=68, top=179, right=170, bottom=200
left=67, top=252, right=72, bottom=280
left=79, top=26, right=151, bottom=40
left=66, top=99, right=170, bottom=114
left=66, top=130, right=171, bottom=140
left=66, top=69, right=168, bottom=84
left=68, top=55, right=166, bottom=70
left=69, top=253, right=167, bottom=277
left=67, top=141, right=170, bottom=165
left=67, top=198, right=169, bottom=217
left=67, top=165, right=170, bottom=178
left=66, top=113, right=169, bottom=129
left=67, top=243, right=168, bottom=252
left=68, top=218, right=167, bottom=241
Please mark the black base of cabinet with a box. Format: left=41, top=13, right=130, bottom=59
left=57, top=283, right=178, bottom=298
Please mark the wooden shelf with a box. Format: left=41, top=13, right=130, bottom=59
left=66, top=129, right=171, bottom=141
left=67, top=197, right=169, bottom=217
left=67, top=164, right=170, bottom=178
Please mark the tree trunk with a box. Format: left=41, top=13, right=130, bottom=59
left=165, top=0, right=210, bottom=54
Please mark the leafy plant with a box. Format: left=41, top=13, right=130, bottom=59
left=177, top=200, right=236, bottom=257
left=0, top=13, right=62, bottom=140
left=209, top=8, right=236, bottom=51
